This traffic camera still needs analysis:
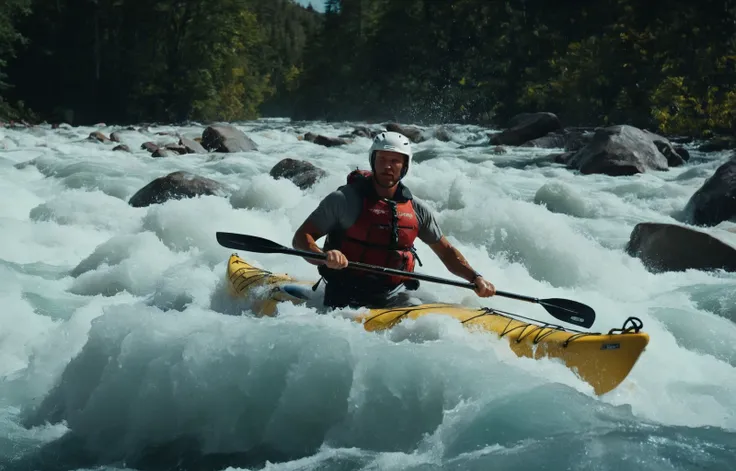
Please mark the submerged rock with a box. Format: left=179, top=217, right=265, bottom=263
left=128, top=171, right=226, bottom=207
left=566, top=125, right=669, bottom=176
left=179, top=136, right=207, bottom=154
left=626, top=222, right=736, bottom=273
left=302, top=132, right=349, bottom=147
left=269, top=158, right=326, bottom=190
left=201, top=125, right=258, bottom=153
left=683, top=154, right=736, bottom=227
left=385, top=122, right=425, bottom=143
left=490, top=112, right=562, bottom=146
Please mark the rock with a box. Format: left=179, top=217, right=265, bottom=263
left=433, top=126, right=452, bottom=142
left=303, top=132, right=349, bottom=147
left=506, top=113, right=536, bottom=129
left=520, top=132, right=567, bottom=148
left=385, top=123, right=425, bottom=143
left=164, top=144, right=188, bottom=155
left=201, top=125, right=257, bottom=153
left=491, top=146, right=507, bottom=155
left=490, top=112, right=562, bottom=146
left=179, top=136, right=207, bottom=154
left=683, top=154, right=736, bottom=226
left=675, top=147, right=690, bottom=162
left=88, top=131, right=109, bottom=143
left=110, top=132, right=123, bottom=143
left=128, top=171, right=226, bottom=208
left=566, top=125, right=669, bottom=176
left=697, top=136, right=736, bottom=153
left=642, top=129, right=688, bottom=167
left=112, top=145, right=131, bottom=152
left=141, top=142, right=159, bottom=153
left=269, top=158, right=327, bottom=190
left=518, top=127, right=591, bottom=152
left=349, top=126, right=379, bottom=138
left=626, top=222, right=736, bottom=273
left=551, top=152, right=577, bottom=165
left=564, top=131, right=594, bottom=152
left=152, top=148, right=172, bottom=158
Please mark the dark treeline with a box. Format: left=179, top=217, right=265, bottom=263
left=0, top=0, right=734, bottom=137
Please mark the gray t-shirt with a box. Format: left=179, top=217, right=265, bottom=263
left=307, top=184, right=443, bottom=244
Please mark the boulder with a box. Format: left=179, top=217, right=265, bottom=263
left=303, top=132, right=349, bottom=147
left=683, top=154, right=736, bottom=226
left=151, top=148, right=172, bottom=158
left=566, top=125, right=669, bottom=176
left=179, top=136, right=207, bottom=154
left=697, top=136, right=736, bottom=153
left=642, top=129, right=688, bottom=167
left=626, top=222, right=736, bottom=273
left=88, top=131, right=109, bottom=143
left=269, top=158, right=326, bottom=190
left=490, top=112, right=562, bottom=146
left=521, top=130, right=594, bottom=151
left=675, top=147, right=690, bottom=162
left=385, top=122, right=425, bottom=143
left=564, top=131, right=594, bottom=152
left=433, top=126, right=452, bottom=142
left=347, top=126, right=379, bottom=139
left=201, top=125, right=258, bottom=153
left=141, top=142, right=159, bottom=153
left=128, top=171, right=225, bottom=207
left=520, top=133, right=568, bottom=149
left=164, top=144, right=188, bottom=155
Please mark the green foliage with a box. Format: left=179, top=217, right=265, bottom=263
left=0, top=0, right=733, bottom=137
left=0, top=0, right=317, bottom=124
left=0, top=0, right=30, bottom=118
left=651, top=76, right=736, bottom=137
left=292, top=0, right=736, bottom=134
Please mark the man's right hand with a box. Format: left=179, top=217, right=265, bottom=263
left=325, top=250, right=349, bottom=269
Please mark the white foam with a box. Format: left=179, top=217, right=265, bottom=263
left=1, top=120, right=735, bottom=470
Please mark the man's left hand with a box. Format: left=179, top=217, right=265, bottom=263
left=473, top=276, right=496, bottom=297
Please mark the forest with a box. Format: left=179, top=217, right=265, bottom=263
left=0, top=0, right=734, bottom=137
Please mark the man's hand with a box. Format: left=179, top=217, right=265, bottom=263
left=325, top=250, right=349, bottom=269
left=473, top=276, right=496, bottom=297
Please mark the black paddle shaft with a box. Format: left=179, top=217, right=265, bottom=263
left=215, top=232, right=596, bottom=328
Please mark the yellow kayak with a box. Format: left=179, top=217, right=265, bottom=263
left=225, top=253, right=649, bottom=396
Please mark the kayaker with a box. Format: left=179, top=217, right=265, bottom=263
left=292, top=131, right=496, bottom=309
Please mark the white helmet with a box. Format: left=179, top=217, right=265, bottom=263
left=369, top=131, right=413, bottom=178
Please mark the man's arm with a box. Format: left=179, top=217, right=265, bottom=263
left=429, top=236, right=481, bottom=282
left=292, top=188, right=351, bottom=266
left=415, top=200, right=495, bottom=297
left=292, top=220, right=327, bottom=266
left=412, top=198, right=480, bottom=282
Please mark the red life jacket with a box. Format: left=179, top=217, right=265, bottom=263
left=319, top=169, right=421, bottom=289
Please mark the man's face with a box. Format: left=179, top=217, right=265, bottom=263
left=374, top=150, right=406, bottom=188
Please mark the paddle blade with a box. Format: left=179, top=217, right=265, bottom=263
left=216, top=232, right=287, bottom=254
left=539, top=298, right=595, bottom=328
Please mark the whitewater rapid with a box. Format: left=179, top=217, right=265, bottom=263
left=1, top=120, right=735, bottom=470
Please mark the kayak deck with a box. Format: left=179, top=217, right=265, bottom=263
left=226, top=254, right=649, bottom=396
